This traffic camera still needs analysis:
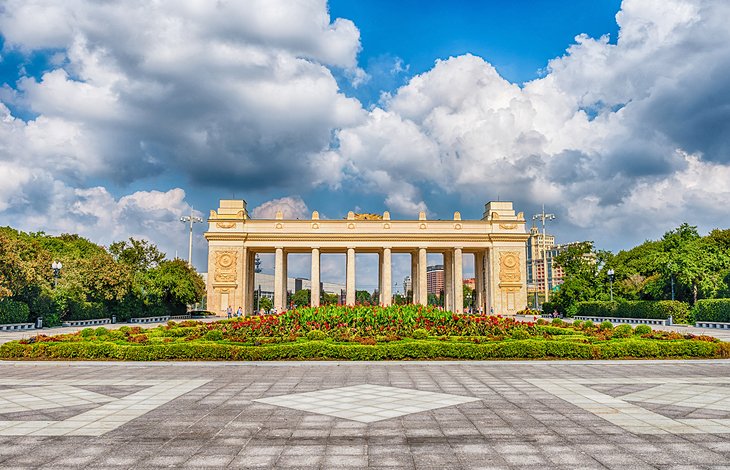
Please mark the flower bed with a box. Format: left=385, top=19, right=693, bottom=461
left=1, top=306, right=727, bottom=361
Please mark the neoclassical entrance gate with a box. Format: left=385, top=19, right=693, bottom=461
left=205, top=200, right=529, bottom=315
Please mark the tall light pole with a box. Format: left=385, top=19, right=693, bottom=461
left=608, top=268, right=615, bottom=302
left=180, top=207, right=203, bottom=267
left=532, top=205, right=556, bottom=305
left=51, top=261, right=63, bottom=288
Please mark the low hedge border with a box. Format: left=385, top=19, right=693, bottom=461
left=1, top=338, right=726, bottom=361
left=693, top=299, right=730, bottom=323
left=574, top=300, right=690, bottom=323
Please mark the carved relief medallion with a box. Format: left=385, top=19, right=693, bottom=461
left=214, top=251, right=237, bottom=283
left=499, top=223, right=517, bottom=230
left=216, top=221, right=236, bottom=229
left=499, top=252, right=521, bottom=283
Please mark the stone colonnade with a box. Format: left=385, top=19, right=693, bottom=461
left=205, top=200, right=529, bottom=315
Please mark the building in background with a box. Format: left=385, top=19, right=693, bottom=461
left=251, top=273, right=345, bottom=301
left=526, top=225, right=588, bottom=307
left=403, top=275, right=412, bottom=298
left=426, top=265, right=444, bottom=297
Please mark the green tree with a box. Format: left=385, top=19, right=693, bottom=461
left=109, top=238, right=166, bottom=272
left=355, top=290, right=372, bottom=304
left=259, top=296, right=273, bottom=313
left=292, top=289, right=310, bottom=307
left=143, top=259, right=205, bottom=315
left=463, top=284, right=473, bottom=309
left=551, top=241, right=612, bottom=313
left=322, top=292, right=339, bottom=305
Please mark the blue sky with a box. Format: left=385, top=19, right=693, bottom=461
left=1, top=0, right=729, bottom=288
left=330, top=0, right=621, bottom=103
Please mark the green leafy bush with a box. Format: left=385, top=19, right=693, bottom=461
left=693, top=299, right=730, bottom=323
left=572, top=320, right=583, bottom=328
left=306, top=329, right=327, bottom=341
left=80, top=328, right=95, bottom=338
left=412, top=328, right=428, bottom=340
left=95, top=327, right=108, bottom=336
left=204, top=330, right=223, bottom=341
left=575, top=300, right=688, bottom=322
left=0, top=298, right=30, bottom=324
left=634, top=324, right=652, bottom=335
left=582, top=320, right=594, bottom=329
left=2, top=337, right=724, bottom=361
left=510, top=329, right=530, bottom=340
left=613, top=324, right=633, bottom=338
left=599, top=321, right=613, bottom=331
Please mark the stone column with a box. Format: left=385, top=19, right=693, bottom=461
left=246, top=251, right=255, bottom=315
left=444, top=250, right=453, bottom=312
left=240, top=247, right=249, bottom=314
left=274, top=247, right=284, bottom=311
left=475, top=251, right=484, bottom=314
left=382, top=248, right=392, bottom=306
left=346, top=247, right=356, bottom=306
left=454, top=247, right=463, bottom=314
left=485, top=248, right=494, bottom=315
left=311, top=248, right=320, bottom=307
left=282, top=252, right=288, bottom=310
left=410, top=252, right=418, bottom=303
left=418, top=247, right=428, bottom=305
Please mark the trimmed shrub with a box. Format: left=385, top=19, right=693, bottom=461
left=599, top=321, right=613, bottom=331
left=613, top=324, right=633, bottom=338
left=575, top=300, right=689, bottom=322
left=306, top=329, right=327, bottom=341
left=551, top=318, right=564, bottom=327
left=412, top=328, right=428, bottom=340
left=572, top=320, right=583, bottom=329
left=576, top=301, right=617, bottom=318
left=204, top=330, right=223, bottom=341
left=80, top=328, right=95, bottom=338
left=1, top=337, right=724, bottom=361
left=0, top=298, right=30, bottom=324
left=582, top=320, right=594, bottom=329
left=510, top=329, right=530, bottom=340
left=634, top=324, right=652, bottom=335
left=693, top=299, right=730, bottom=323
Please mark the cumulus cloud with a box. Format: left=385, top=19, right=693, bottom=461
left=315, top=0, right=730, bottom=247
left=252, top=196, right=310, bottom=220
left=1, top=0, right=730, bottom=267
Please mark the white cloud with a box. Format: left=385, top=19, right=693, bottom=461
left=314, top=0, right=730, bottom=246
left=252, top=196, right=310, bottom=220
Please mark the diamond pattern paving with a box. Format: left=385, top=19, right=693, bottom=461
left=254, top=383, right=480, bottom=422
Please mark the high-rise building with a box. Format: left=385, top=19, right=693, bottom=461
left=427, top=264, right=444, bottom=297
left=526, top=226, right=587, bottom=304
left=403, top=275, right=412, bottom=296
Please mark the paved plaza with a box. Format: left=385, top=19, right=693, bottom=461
left=0, top=360, right=729, bottom=469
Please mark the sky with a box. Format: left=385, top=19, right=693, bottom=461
left=1, top=0, right=729, bottom=292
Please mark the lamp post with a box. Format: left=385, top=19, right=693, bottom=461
left=608, top=268, right=615, bottom=302
left=180, top=207, right=203, bottom=267
left=667, top=262, right=675, bottom=301
left=51, top=261, right=63, bottom=288
left=532, top=206, right=556, bottom=305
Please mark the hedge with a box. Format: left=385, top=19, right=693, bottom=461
left=0, top=298, right=30, bottom=324
left=575, top=300, right=690, bottom=323
left=1, top=338, right=727, bottom=361
left=693, top=299, right=730, bottom=323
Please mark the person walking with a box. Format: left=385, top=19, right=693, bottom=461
left=226, top=305, right=232, bottom=319
left=236, top=306, right=243, bottom=318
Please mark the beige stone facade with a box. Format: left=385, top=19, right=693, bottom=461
left=204, top=200, right=529, bottom=315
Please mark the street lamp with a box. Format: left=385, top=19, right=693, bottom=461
left=51, top=261, right=63, bottom=288
left=607, top=268, right=615, bottom=302
left=532, top=206, right=556, bottom=304
left=180, top=207, right=203, bottom=267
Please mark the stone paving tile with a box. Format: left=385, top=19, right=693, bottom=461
left=0, top=360, right=729, bottom=468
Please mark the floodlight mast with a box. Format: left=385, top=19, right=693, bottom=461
left=180, top=207, right=203, bottom=267
left=532, top=205, right=556, bottom=305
